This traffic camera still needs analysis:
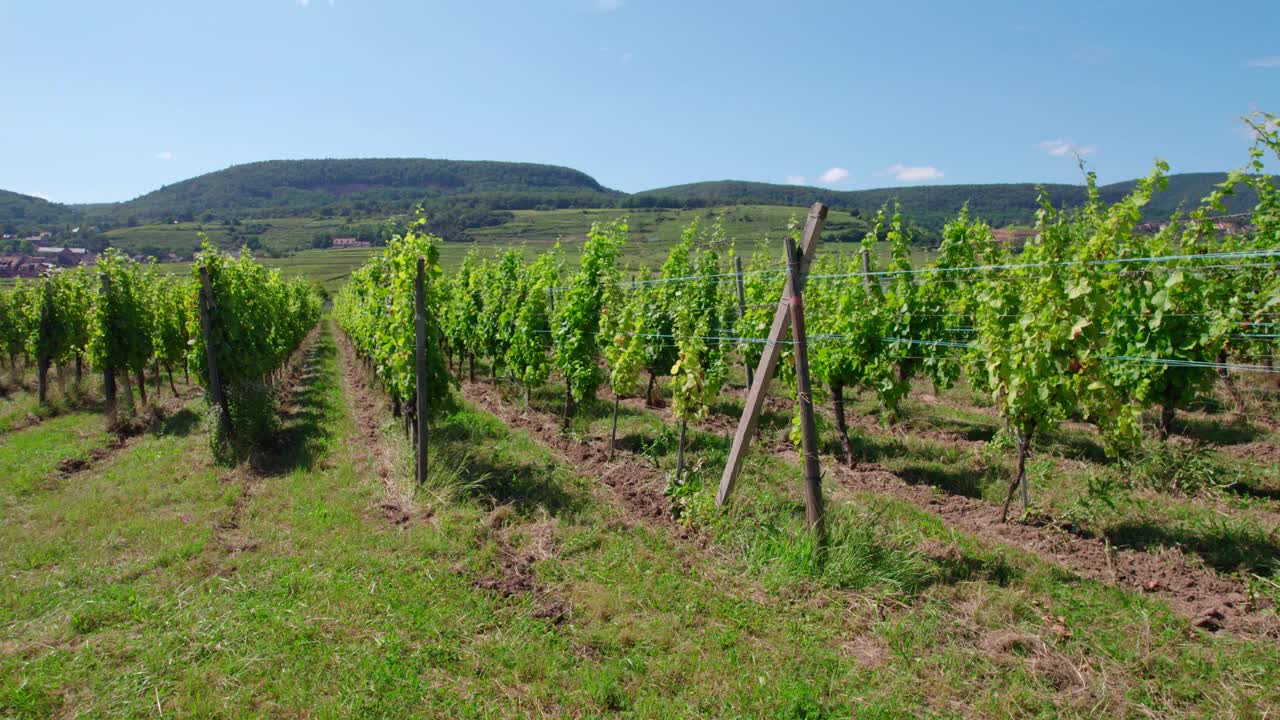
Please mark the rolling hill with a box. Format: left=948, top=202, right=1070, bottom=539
left=0, top=189, right=78, bottom=227
left=631, top=172, right=1257, bottom=229
left=0, top=159, right=1260, bottom=252
left=95, top=159, right=623, bottom=223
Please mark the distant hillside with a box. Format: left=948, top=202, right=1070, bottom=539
left=632, top=172, right=1258, bottom=229
left=0, top=190, right=78, bottom=228
left=1, top=159, right=1266, bottom=249
left=91, top=159, right=623, bottom=225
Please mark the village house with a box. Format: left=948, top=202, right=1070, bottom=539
left=991, top=227, right=1037, bottom=245
left=331, top=237, right=371, bottom=249
left=0, top=255, right=50, bottom=278
left=35, top=246, right=95, bottom=266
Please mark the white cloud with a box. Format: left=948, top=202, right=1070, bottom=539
left=296, top=0, right=311, bottom=5
left=29, top=191, right=54, bottom=202
left=1037, top=139, right=1095, bottom=157
left=155, top=151, right=175, bottom=161
left=884, top=164, right=944, bottom=182
left=1247, top=56, right=1280, bottom=68
left=784, top=175, right=807, bottom=186
left=818, top=167, right=850, bottom=184
left=596, top=0, right=623, bottom=11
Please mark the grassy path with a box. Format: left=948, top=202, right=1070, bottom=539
left=3, top=321, right=1278, bottom=718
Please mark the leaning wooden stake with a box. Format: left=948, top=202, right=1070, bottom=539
left=414, top=257, right=429, bottom=486
left=785, top=235, right=826, bottom=549
left=733, top=255, right=754, bottom=390
left=716, top=202, right=827, bottom=507
left=198, top=265, right=234, bottom=436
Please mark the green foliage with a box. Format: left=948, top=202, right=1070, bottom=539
left=506, top=247, right=563, bottom=394
left=31, top=268, right=95, bottom=379
left=192, top=243, right=322, bottom=450
left=666, top=220, right=731, bottom=423
left=601, top=264, right=646, bottom=398
left=334, top=223, right=453, bottom=413
left=90, top=250, right=155, bottom=376
left=554, top=219, right=625, bottom=407
left=476, top=250, right=523, bottom=372
left=190, top=244, right=320, bottom=390
left=807, top=210, right=899, bottom=422
left=150, top=274, right=192, bottom=371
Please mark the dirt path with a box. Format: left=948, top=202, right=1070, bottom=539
left=459, top=381, right=692, bottom=536
left=330, top=320, right=420, bottom=526
left=460, top=377, right=1280, bottom=641
left=211, top=325, right=328, bottom=559
left=826, top=461, right=1277, bottom=639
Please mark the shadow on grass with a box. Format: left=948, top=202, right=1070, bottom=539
left=931, top=550, right=1020, bottom=587
left=251, top=335, right=341, bottom=476
left=1038, top=429, right=1110, bottom=464
left=912, top=415, right=998, bottom=443
left=1105, top=519, right=1280, bottom=575
left=433, top=409, right=587, bottom=517
left=1173, top=415, right=1265, bottom=445
left=156, top=408, right=201, bottom=438
left=1226, top=480, right=1280, bottom=501
left=895, top=463, right=987, bottom=499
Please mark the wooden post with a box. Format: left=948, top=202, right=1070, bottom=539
left=198, top=265, right=233, bottom=435
left=785, top=235, right=825, bottom=548
left=676, top=418, right=688, bottom=481
left=120, top=369, right=135, bottom=415
left=100, top=274, right=118, bottom=429
left=37, top=279, right=53, bottom=406
left=414, top=257, right=429, bottom=486
left=609, top=396, right=620, bottom=461
left=716, top=203, right=826, bottom=507
left=860, top=247, right=872, bottom=291
left=733, top=255, right=754, bottom=390
left=135, top=366, right=147, bottom=405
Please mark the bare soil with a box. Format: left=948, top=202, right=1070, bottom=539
left=331, top=322, right=420, bottom=525
left=51, top=387, right=199, bottom=482
left=462, top=382, right=682, bottom=533
left=826, top=460, right=1278, bottom=639
left=463, top=378, right=1280, bottom=641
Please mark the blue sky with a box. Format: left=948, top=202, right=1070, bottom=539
left=2, top=0, right=1278, bottom=204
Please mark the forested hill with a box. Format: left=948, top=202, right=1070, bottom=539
left=0, top=159, right=1260, bottom=240
left=632, top=172, right=1258, bottom=229
left=102, top=159, right=623, bottom=223
left=0, top=189, right=77, bottom=226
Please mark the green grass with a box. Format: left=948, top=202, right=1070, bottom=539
left=3, top=324, right=1278, bottom=718
left=0, top=411, right=113, bottom=497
